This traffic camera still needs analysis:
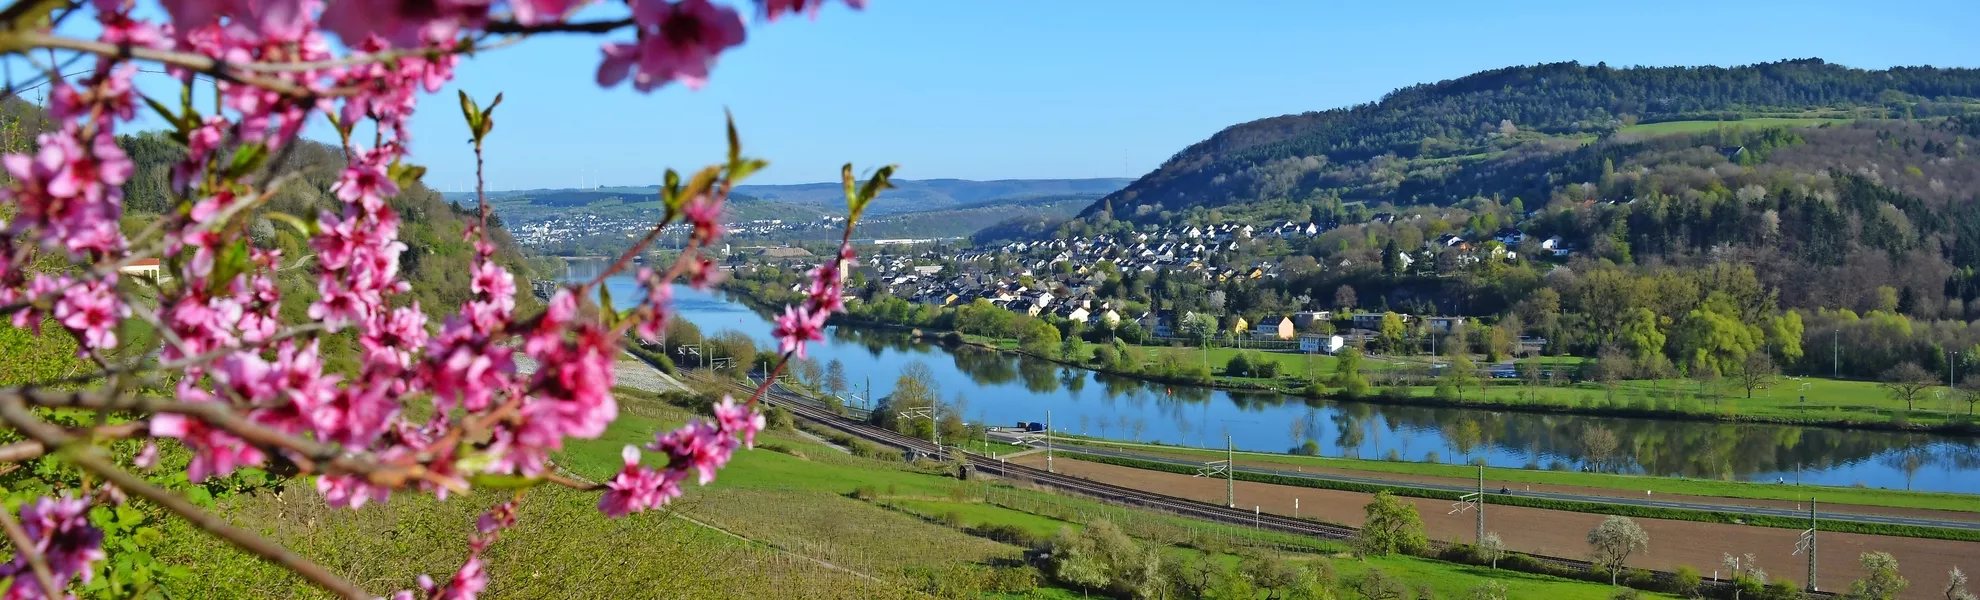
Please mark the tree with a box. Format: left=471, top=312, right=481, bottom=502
left=1733, top=351, right=1779, bottom=399
left=1226, top=352, right=1254, bottom=378
left=1468, top=581, right=1510, bottom=600
left=1581, top=427, right=1619, bottom=472
left=1060, top=328, right=1086, bottom=361
left=1180, top=312, right=1219, bottom=346
left=824, top=359, right=848, bottom=398
left=1020, top=319, right=1062, bottom=356
left=1336, top=348, right=1371, bottom=398
left=1880, top=363, right=1935, bottom=411
left=1442, top=352, right=1480, bottom=401
left=1336, top=285, right=1359, bottom=311
left=1479, top=531, right=1507, bottom=569
left=1354, top=569, right=1406, bottom=600
left=1620, top=308, right=1668, bottom=366
left=1379, top=312, right=1408, bottom=354
left=1846, top=552, right=1907, bottom=600
left=1046, top=526, right=1109, bottom=594
left=1948, top=566, right=1975, bottom=600
left=1355, top=491, right=1428, bottom=557
left=1587, top=515, right=1650, bottom=585
left=1960, top=374, right=1980, bottom=415
left=1770, top=311, right=1806, bottom=364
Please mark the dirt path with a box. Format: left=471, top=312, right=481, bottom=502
left=1013, top=455, right=1977, bottom=599
left=1077, top=442, right=1980, bottom=525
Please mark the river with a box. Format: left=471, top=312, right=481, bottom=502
left=565, top=262, right=1980, bottom=494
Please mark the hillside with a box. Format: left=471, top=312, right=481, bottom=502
left=1081, top=59, right=1980, bottom=221
left=737, top=177, right=1130, bottom=215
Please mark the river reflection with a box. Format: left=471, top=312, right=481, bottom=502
left=568, top=262, right=1980, bottom=494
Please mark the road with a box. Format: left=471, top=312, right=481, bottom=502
left=984, top=432, right=1980, bottom=532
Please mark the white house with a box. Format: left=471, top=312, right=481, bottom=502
left=1299, top=334, right=1346, bottom=354
left=1425, top=316, right=1467, bottom=333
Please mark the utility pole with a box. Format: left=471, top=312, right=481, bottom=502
left=1226, top=434, right=1235, bottom=508
left=1795, top=498, right=1819, bottom=593
left=1476, top=462, right=1486, bottom=545
left=1833, top=328, right=1839, bottom=378
left=1046, top=410, right=1054, bottom=473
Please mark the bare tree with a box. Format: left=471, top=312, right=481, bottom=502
left=1587, top=516, right=1649, bottom=585
left=1335, top=285, right=1358, bottom=311
left=1130, top=418, right=1147, bottom=442
left=1581, top=427, right=1619, bottom=473
left=1733, top=352, right=1779, bottom=399
left=1880, top=363, right=1936, bottom=411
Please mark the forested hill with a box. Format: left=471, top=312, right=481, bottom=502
left=1081, top=59, right=1980, bottom=221
left=736, top=177, right=1130, bottom=215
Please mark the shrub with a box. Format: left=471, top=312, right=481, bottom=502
left=987, top=566, right=1039, bottom=594
left=1672, top=565, right=1702, bottom=597
left=764, top=406, right=795, bottom=431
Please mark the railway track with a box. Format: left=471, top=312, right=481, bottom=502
left=707, top=377, right=1579, bottom=563
left=704, top=373, right=1834, bottom=596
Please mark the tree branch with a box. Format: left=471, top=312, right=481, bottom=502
left=482, top=18, right=634, bottom=35
left=0, top=501, right=61, bottom=599
left=0, top=396, right=374, bottom=599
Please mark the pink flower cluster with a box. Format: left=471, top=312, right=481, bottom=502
left=599, top=396, right=762, bottom=517
left=0, top=495, right=105, bottom=599
left=0, top=0, right=865, bottom=595
left=772, top=242, right=856, bottom=360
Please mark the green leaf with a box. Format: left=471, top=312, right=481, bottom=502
left=265, top=211, right=316, bottom=238
left=725, top=108, right=741, bottom=166
left=660, top=169, right=684, bottom=220
left=683, top=165, right=721, bottom=203
left=841, top=163, right=857, bottom=213
left=388, top=161, right=428, bottom=189
left=729, top=158, right=768, bottom=184
left=599, top=284, right=615, bottom=328
left=141, top=95, right=182, bottom=131
left=206, top=241, right=252, bottom=296
left=458, top=90, right=482, bottom=135
left=223, top=143, right=269, bottom=179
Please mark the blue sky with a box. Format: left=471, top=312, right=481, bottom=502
left=52, top=0, right=1980, bottom=189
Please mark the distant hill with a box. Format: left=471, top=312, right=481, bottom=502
left=735, top=178, right=1130, bottom=215
left=1082, top=58, right=1980, bottom=222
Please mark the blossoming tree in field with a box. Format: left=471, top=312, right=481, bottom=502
left=0, top=0, right=880, bottom=597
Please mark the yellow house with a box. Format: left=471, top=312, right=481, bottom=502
left=1228, top=316, right=1249, bottom=337
left=1246, top=267, right=1265, bottom=279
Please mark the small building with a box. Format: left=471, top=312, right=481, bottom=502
left=1290, top=311, right=1333, bottom=330
left=119, top=258, right=163, bottom=280
left=1254, top=317, right=1295, bottom=341
left=1425, top=316, right=1467, bottom=333
left=1299, top=334, right=1346, bottom=354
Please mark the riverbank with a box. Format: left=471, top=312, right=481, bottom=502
left=720, top=282, right=1980, bottom=437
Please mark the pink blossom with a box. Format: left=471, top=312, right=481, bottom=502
left=422, top=315, right=515, bottom=413
left=758, top=0, right=864, bottom=21
left=686, top=255, right=724, bottom=289
left=683, top=193, right=724, bottom=241
left=317, top=0, right=488, bottom=48
left=646, top=420, right=734, bottom=486
left=596, top=0, right=746, bottom=92
left=512, top=0, right=589, bottom=25
left=712, top=395, right=765, bottom=448
left=598, top=445, right=677, bottom=517
left=133, top=442, right=159, bottom=469
left=316, top=473, right=391, bottom=509
left=0, top=495, right=104, bottom=598
left=150, top=383, right=267, bottom=481
left=362, top=305, right=430, bottom=369
left=53, top=278, right=126, bottom=351
left=635, top=267, right=672, bottom=343
left=771, top=305, right=827, bottom=358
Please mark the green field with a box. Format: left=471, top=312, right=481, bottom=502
left=1049, top=436, right=1980, bottom=513
left=148, top=385, right=1716, bottom=598
left=1617, top=117, right=1850, bottom=136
